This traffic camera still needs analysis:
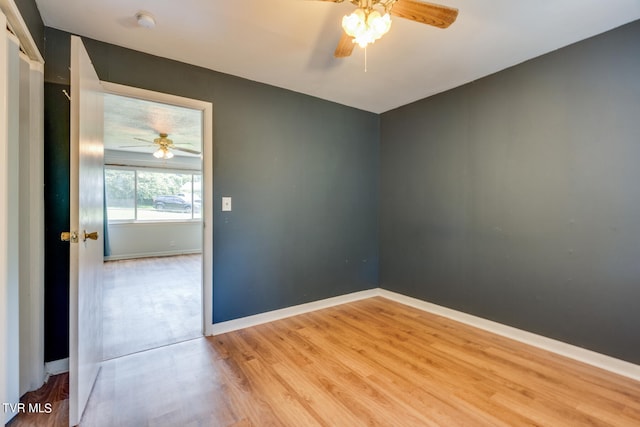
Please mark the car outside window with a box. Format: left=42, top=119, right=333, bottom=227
left=105, top=167, right=202, bottom=222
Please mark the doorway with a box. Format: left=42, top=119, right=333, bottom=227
left=100, top=83, right=213, bottom=359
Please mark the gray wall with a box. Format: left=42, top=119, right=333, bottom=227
left=13, top=0, right=44, bottom=54
left=43, top=28, right=379, bottom=359
left=41, top=19, right=640, bottom=364
left=380, top=20, right=640, bottom=364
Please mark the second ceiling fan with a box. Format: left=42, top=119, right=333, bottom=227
left=318, top=0, right=459, bottom=57
left=120, top=133, right=200, bottom=160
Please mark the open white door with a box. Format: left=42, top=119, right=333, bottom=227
left=68, top=35, right=104, bottom=426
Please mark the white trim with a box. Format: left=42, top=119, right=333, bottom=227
left=29, top=55, right=43, bottom=74
left=202, top=96, right=213, bottom=336
left=17, top=50, right=45, bottom=396
left=1, top=24, right=21, bottom=424
left=377, top=289, right=640, bottom=382
left=0, top=0, right=44, bottom=63
left=210, top=287, right=640, bottom=382
left=27, top=59, right=44, bottom=393
left=0, top=10, right=11, bottom=423
left=104, top=249, right=202, bottom=262
left=26, top=59, right=44, bottom=390
left=45, top=358, right=69, bottom=376
left=211, top=289, right=379, bottom=335
left=101, top=81, right=212, bottom=111
left=99, top=81, right=215, bottom=337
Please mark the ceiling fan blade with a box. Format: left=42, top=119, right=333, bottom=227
left=334, top=32, right=355, bottom=58
left=172, top=146, right=201, bottom=155
left=118, top=144, right=155, bottom=148
left=134, top=137, right=154, bottom=143
left=390, top=0, right=458, bottom=29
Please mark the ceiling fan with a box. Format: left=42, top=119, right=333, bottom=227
left=120, top=133, right=200, bottom=160
left=318, top=0, right=459, bottom=57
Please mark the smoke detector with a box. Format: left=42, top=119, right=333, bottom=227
left=135, top=12, right=156, bottom=29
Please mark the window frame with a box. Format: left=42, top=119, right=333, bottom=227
left=105, top=164, right=203, bottom=224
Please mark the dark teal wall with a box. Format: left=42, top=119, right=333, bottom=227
left=43, top=83, right=70, bottom=361
left=13, top=0, right=44, bottom=54
left=380, top=20, right=640, bottom=364
left=43, top=28, right=380, bottom=360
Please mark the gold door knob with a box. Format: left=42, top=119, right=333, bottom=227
left=83, top=231, right=99, bottom=241
left=61, top=231, right=78, bottom=243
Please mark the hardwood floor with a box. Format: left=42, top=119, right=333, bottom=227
left=10, top=297, right=640, bottom=426
left=103, top=254, right=202, bottom=359
left=7, top=374, right=69, bottom=427
left=84, top=297, right=640, bottom=426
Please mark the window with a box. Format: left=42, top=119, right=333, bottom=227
left=105, top=169, right=135, bottom=220
left=105, top=167, right=202, bottom=222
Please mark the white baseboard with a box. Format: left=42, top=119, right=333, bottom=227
left=210, top=287, right=640, bottom=382
left=44, top=358, right=69, bottom=377
left=377, top=289, right=640, bottom=382
left=211, top=289, right=379, bottom=335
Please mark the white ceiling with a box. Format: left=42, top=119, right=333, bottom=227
left=103, top=93, right=202, bottom=156
left=35, top=0, right=640, bottom=113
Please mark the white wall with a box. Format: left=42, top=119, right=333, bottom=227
left=106, top=221, right=202, bottom=260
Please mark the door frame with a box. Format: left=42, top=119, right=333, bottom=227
left=101, top=81, right=214, bottom=335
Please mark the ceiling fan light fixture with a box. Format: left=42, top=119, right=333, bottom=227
left=153, top=147, right=174, bottom=159
left=369, top=11, right=391, bottom=36
left=342, top=7, right=391, bottom=48
left=342, top=8, right=366, bottom=37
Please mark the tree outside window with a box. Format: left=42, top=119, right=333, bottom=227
left=105, top=167, right=202, bottom=222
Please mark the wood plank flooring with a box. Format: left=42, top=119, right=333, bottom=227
left=83, top=297, right=640, bottom=426
left=103, top=254, right=202, bottom=359
left=10, top=297, right=640, bottom=426
left=7, top=373, right=69, bottom=427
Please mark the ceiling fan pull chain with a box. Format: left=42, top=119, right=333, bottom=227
left=364, top=45, right=368, bottom=73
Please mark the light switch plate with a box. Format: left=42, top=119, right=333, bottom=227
left=222, top=197, right=232, bottom=211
